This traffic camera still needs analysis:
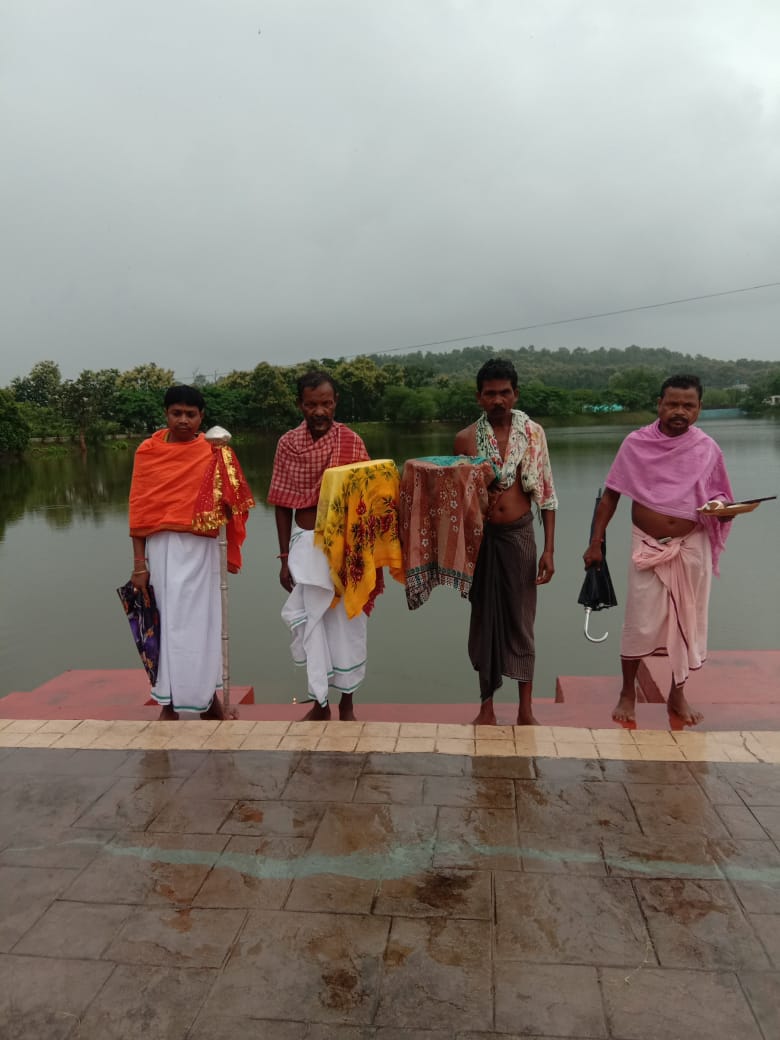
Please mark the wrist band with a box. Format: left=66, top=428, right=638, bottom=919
left=277, top=552, right=289, bottom=559
left=132, top=568, right=148, bottom=575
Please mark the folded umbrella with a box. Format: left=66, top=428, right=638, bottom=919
left=117, top=581, right=160, bottom=684
left=578, top=488, right=618, bottom=643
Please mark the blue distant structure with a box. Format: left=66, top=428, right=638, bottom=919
left=582, top=403, right=624, bottom=413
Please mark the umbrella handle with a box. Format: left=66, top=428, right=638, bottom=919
left=584, top=607, right=609, bottom=643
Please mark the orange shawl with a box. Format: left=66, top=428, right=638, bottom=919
left=129, top=429, right=254, bottom=570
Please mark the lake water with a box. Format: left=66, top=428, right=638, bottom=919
left=1, top=418, right=778, bottom=705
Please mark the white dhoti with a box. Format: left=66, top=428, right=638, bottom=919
left=281, top=527, right=367, bottom=707
left=621, top=525, right=711, bottom=686
left=146, top=531, right=222, bottom=712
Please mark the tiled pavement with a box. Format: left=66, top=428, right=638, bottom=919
left=1, top=722, right=779, bottom=1038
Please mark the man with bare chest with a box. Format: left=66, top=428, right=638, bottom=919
left=454, top=358, right=558, bottom=725
left=584, top=374, right=734, bottom=725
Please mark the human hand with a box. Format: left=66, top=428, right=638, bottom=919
left=280, top=560, right=295, bottom=593
left=536, top=551, right=555, bottom=585
left=583, top=543, right=604, bottom=569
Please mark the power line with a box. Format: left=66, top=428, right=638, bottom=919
left=359, top=279, right=780, bottom=359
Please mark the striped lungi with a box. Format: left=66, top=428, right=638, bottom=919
left=468, top=512, right=537, bottom=700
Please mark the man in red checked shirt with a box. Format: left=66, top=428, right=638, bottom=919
left=267, top=371, right=370, bottom=720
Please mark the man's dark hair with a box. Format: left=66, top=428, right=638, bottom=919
left=476, top=358, right=518, bottom=391
left=659, top=374, right=703, bottom=401
left=164, top=385, right=205, bottom=410
left=296, top=370, right=337, bottom=399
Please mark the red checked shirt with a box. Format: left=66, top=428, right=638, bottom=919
left=267, top=421, right=370, bottom=509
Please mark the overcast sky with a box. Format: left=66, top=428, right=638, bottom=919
left=2, top=0, right=779, bottom=385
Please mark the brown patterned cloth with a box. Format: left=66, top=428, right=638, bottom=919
left=398, top=456, right=497, bottom=610
left=468, top=512, right=537, bottom=700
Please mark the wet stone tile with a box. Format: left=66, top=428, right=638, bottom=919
left=354, top=773, right=426, bottom=805
left=13, top=899, right=133, bottom=959
left=715, top=804, right=770, bottom=840
left=434, top=807, right=521, bottom=871
left=600, top=759, right=695, bottom=785
left=0, top=866, right=79, bottom=951
left=307, top=803, right=438, bottom=866
left=105, top=906, right=246, bottom=967
left=714, top=839, right=780, bottom=913
left=625, top=783, right=731, bottom=838
left=375, top=917, right=492, bottom=1031
left=514, top=780, right=640, bottom=837
left=0, top=747, right=81, bottom=773
left=189, top=1018, right=313, bottom=1040
left=148, top=795, right=235, bottom=833
left=281, top=752, right=366, bottom=802
left=714, top=763, right=780, bottom=807
left=115, top=748, right=209, bottom=778
left=423, top=775, right=515, bottom=808
left=687, top=761, right=744, bottom=805
left=202, top=909, right=390, bottom=1025
left=602, top=831, right=721, bottom=880
left=601, top=966, right=763, bottom=1040
left=194, top=835, right=308, bottom=909
left=178, top=750, right=300, bottom=800
left=219, top=799, right=326, bottom=837
left=73, top=775, right=186, bottom=830
left=737, top=970, right=780, bottom=1039
left=363, top=752, right=468, bottom=777
left=0, top=827, right=114, bottom=869
left=73, top=964, right=216, bottom=1040
left=64, top=831, right=228, bottom=905
left=0, top=773, right=120, bottom=832
left=375, top=869, right=491, bottom=919
left=0, top=953, right=114, bottom=1040
left=748, top=913, right=780, bottom=967
left=468, top=755, right=535, bottom=780
left=532, top=755, right=604, bottom=783
left=495, top=873, right=650, bottom=965
left=286, top=872, right=378, bottom=914
left=494, top=962, right=607, bottom=1037
left=519, top=831, right=607, bottom=876
left=750, top=805, right=780, bottom=840
left=634, top=878, right=769, bottom=969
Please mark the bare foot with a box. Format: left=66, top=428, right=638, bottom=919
left=158, top=705, right=179, bottom=721
left=516, top=709, right=539, bottom=726
left=667, top=688, right=703, bottom=726
left=339, top=694, right=357, bottom=721
left=302, top=702, right=331, bottom=721
left=201, top=694, right=225, bottom=720
left=612, top=693, right=636, bottom=723
left=473, top=699, right=497, bottom=726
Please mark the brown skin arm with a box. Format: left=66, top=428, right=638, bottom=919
left=454, top=425, right=476, bottom=456
left=274, top=506, right=295, bottom=592
left=537, top=508, right=555, bottom=584
left=130, top=535, right=150, bottom=595
left=583, top=488, right=620, bottom=567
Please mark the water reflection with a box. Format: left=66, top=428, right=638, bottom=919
left=1, top=419, right=778, bottom=704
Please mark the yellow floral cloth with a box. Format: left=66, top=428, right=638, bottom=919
left=314, top=459, right=404, bottom=619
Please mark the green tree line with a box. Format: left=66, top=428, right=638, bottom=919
left=2, top=347, right=779, bottom=456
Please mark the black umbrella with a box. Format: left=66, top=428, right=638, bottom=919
left=578, top=488, right=618, bottom=643
left=117, top=581, right=160, bottom=684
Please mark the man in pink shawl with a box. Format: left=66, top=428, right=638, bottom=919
left=584, top=375, right=734, bottom=725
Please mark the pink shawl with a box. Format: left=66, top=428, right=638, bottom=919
left=605, top=421, right=733, bottom=574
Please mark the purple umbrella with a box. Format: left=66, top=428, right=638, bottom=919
left=117, top=581, right=160, bottom=685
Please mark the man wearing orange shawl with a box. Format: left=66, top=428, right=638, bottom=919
left=128, top=385, right=254, bottom=719
left=268, top=371, right=370, bottom=721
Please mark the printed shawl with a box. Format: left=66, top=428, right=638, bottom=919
left=399, top=456, right=497, bottom=609
left=475, top=410, right=558, bottom=509
left=129, top=429, right=254, bottom=570
left=267, top=421, right=369, bottom=509
left=605, top=421, right=733, bottom=574
left=314, top=459, right=404, bottom=618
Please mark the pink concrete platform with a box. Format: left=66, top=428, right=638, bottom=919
left=2, top=651, right=778, bottom=730
left=636, top=650, right=780, bottom=704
